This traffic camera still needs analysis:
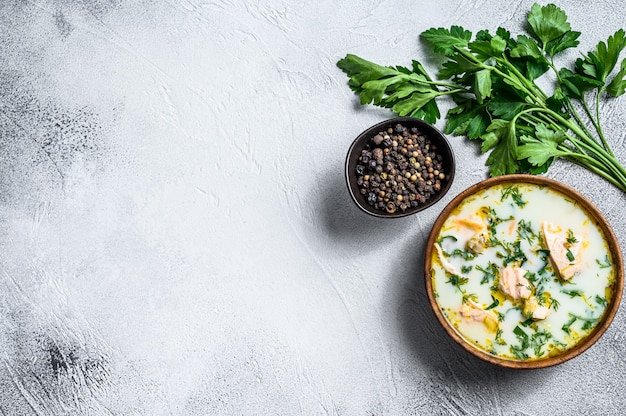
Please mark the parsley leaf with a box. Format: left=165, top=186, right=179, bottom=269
left=336, top=55, right=445, bottom=123
left=527, top=3, right=571, bottom=52
left=607, top=58, right=626, bottom=97
left=421, top=26, right=473, bottom=56
left=576, top=29, right=626, bottom=83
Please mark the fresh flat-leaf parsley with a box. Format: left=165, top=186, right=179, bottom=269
left=337, top=3, right=626, bottom=192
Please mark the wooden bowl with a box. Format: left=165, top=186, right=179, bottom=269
left=345, top=117, right=455, bottom=218
left=424, top=174, right=623, bottom=369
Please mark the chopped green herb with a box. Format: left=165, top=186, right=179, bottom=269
left=531, top=330, right=553, bottom=357
left=447, top=275, right=469, bottom=287
left=517, top=219, right=536, bottom=245
left=496, top=240, right=528, bottom=266
left=562, top=313, right=601, bottom=333
left=561, top=315, right=577, bottom=333
left=561, top=289, right=583, bottom=298
left=462, top=292, right=479, bottom=303
left=550, top=298, right=560, bottom=311
left=437, top=235, right=458, bottom=245
left=566, top=249, right=575, bottom=262
left=536, top=249, right=552, bottom=275
left=580, top=315, right=601, bottom=330
left=524, top=271, right=538, bottom=285
left=511, top=326, right=530, bottom=360
left=566, top=229, right=578, bottom=244
left=450, top=248, right=477, bottom=260
left=596, top=255, right=612, bottom=268
left=595, top=295, right=608, bottom=307
left=485, top=296, right=499, bottom=310
left=461, top=265, right=473, bottom=274
left=485, top=207, right=514, bottom=235
left=495, top=328, right=506, bottom=345
left=501, top=185, right=527, bottom=207
left=476, top=262, right=498, bottom=285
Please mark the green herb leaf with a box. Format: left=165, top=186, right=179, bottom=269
left=531, top=330, right=553, bottom=357
left=439, top=54, right=483, bottom=79
left=562, top=315, right=577, bottom=333
left=391, top=91, right=439, bottom=117
left=596, top=255, right=612, bottom=268
left=476, top=262, right=498, bottom=285
left=461, top=265, right=473, bottom=274
left=566, top=229, right=578, bottom=244
left=421, top=26, right=473, bottom=56
left=447, top=275, right=469, bottom=287
left=336, top=54, right=444, bottom=123
left=483, top=119, right=520, bottom=176
left=562, top=288, right=583, bottom=298
left=607, top=58, right=626, bottom=97
left=558, top=68, right=604, bottom=99
left=545, top=30, right=581, bottom=56
left=445, top=98, right=490, bottom=139
left=577, top=29, right=626, bottom=83
left=501, top=185, right=527, bottom=207
left=517, top=123, right=567, bottom=167
left=513, top=325, right=529, bottom=348
left=485, top=297, right=500, bottom=310
left=595, top=295, right=608, bottom=307
left=473, top=69, right=492, bottom=103
left=469, top=35, right=507, bottom=60
left=527, top=3, right=572, bottom=51
left=510, top=35, right=543, bottom=59
left=517, top=219, right=536, bottom=244
left=487, top=94, right=527, bottom=120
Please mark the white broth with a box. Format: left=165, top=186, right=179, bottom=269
left=430, top=182, right=616, bottom=361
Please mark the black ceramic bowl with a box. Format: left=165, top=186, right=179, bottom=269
left=345, top=117, right=455, bottom=218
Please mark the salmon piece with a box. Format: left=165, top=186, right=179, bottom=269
left=459, top=299, right=499, bottom=332
left=541, top=222, right=584, bottom=280
left=523, top=296, right=550, bottom=320
left=499, top=266, right=532, bottom=300
left=453, top=216, right=485, bottom=232
left=434, top=243, right=458, bottom=275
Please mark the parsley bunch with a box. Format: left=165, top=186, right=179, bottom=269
left=337, top=3, right=626, bottom=192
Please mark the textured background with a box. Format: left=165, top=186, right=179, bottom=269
left=1, top=0, right=626, bottom=414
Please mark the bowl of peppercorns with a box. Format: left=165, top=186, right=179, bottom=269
left=346, top=117, right=455, bottom=218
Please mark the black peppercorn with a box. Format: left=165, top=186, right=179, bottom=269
left=353, top=122, right=447, bottom=214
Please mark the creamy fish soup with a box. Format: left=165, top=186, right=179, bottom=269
left=430, top=182, right=616, bottom=361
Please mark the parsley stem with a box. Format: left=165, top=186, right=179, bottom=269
left=499, top=55, right=548, bottom=102
left=564, top=98, right=597, bottom=144
left=560, top=148, right=626, bottom=188
left=549, top=62, right=600, bottom=143
left=561, top=142, right=626, bottom=190
left=594, top=89, right=613, bottom=156
left=455, top=47, right=545, bottom=105
left=521, top=106, right=626, bottom=187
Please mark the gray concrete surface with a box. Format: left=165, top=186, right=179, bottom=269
left=1, top=0, right=625, bottom=414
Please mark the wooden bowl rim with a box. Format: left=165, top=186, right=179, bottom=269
left=424, top=174, right=624, bottom=369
